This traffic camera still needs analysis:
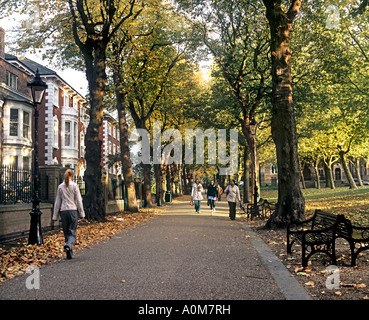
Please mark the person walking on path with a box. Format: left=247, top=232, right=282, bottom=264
left=191, top=178, right=203, bottom=214
left=53, top=169, right=85, bottom=259
left=217, top=185, right=223, bottom=201
left=207, top=180, right=218, bottom=215
left=224, top=180, right=241, bottom=220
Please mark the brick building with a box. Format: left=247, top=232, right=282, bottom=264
left=100, top=112, right=121, bottom=177
left=0, top=26, right=33, bottom=170
left=0, top=27, right=89, bottom=179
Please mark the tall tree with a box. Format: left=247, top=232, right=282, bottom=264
left=262, top=0, right=305, bottom=228
left=67, top=0, right=143, bottom=219
left=109, top=3, right=193, bottom=207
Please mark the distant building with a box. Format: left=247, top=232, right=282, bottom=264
left=260, top=161, right=369, bottom=188
left=100, top=112, right=121, bottom=177
left=0, top=26, right=33, bottom=170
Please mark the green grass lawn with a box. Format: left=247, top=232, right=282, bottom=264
left=259, top=186, right=369, bottom=226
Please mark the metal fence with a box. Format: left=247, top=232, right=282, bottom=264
left=0, top=166, right=33, bottom=205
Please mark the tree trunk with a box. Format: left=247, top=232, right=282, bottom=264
left=300, top=168, right=306, bottom=189
left=339, top=151, right=357, bottom=189
left=313, top=160, right=320, bottom=189
left=83, top=49, right=107, bottom=221
left=143, top=163, right=153, bottom=207
left=116, top=90, right=138, bottom=212
left=262, top=0, right=305, bottom=229
left=243, top=147, right=250, bottom=203
left=177, top=164, right=183, bottom=196
left=154, top=163, right=163, bottom=205
left=354, top=158, right=363, bottom=186
left=241, top=123, right=260, bottom=203
left=327, top=163, right=335, bottom=189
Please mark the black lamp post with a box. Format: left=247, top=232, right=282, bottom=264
left=249, top=118, right=259, bottom=218
left=27, top=69, right=47, bottom=245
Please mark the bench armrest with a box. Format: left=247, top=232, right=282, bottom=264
left=302, top=224, right=336, bottom=242
left=287, top=216, right=314, bottom=232
left=351, top=225, right=369, bottom=240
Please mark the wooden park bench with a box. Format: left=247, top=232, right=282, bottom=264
left=287, top=210, right=341, bottom=267
left=335, top=215, right=369, bottom=266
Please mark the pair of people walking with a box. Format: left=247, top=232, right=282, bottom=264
left=191, top=178, right=241, bottom=220
left=53, top=169, right=85, bottom=259
left=191, top=178, right=219, bottom=215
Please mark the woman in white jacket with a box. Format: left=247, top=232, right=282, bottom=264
left=53, top=169, right=85, bottom=259
left=191, top=178, right=203, bottom=214
left=224, top=179, right=241, bottom=220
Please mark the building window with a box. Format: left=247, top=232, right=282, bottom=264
left=53, top=118, right=59, bottom=148
left=23, top=156, right=30, bottom=171
left=9, top=155, right=18, bottom=168
left=54, top=87, right=59, bottom=107
left=6, top=71, right=18, bottom=90
left=335, top=168, right=341, bottom=181
left=23, top=111, right=30, bottom=139
left=73, top=98, right=78, bottom=110
left=65, top=121, right=71, bottom=146
left=80, top=132, right=85, bottom=157
left=74, top=122, right=77, bottom=148
left=64, top=93, right=69, bottom=107
left=9, top=108, right=19, bottom=136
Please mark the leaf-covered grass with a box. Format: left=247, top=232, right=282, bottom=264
left=260, top=186, right=369, bottom=226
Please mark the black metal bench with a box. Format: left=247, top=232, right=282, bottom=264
left=335, top=215, right=369, bottom=266
left=240, top=198, right=276, bottom=220
left=263, top=199, right=276, bottom=217
left=246, top=198, right=265, bottom=220
left=287, top=210, right=342, bottom=267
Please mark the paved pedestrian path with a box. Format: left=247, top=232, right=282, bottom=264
left=0, top=197, right=311, bottom=301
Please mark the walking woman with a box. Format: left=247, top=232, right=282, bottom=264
left=224, top=180, right=241, bottom=220
left=191, top=178, right=203, bottom=213
left=53, top=169, right=85, bottom=259
left=207, top=180, right=218, bottom=215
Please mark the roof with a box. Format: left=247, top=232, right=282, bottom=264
left=18, top=57, right=57, bottom=76
left=5, top=54, right=86, bottom=101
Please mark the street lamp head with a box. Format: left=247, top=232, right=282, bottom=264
left=27, top=69, right=48, bottom=105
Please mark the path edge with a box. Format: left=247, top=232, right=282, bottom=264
left=242, top=224, right=313, bottom=300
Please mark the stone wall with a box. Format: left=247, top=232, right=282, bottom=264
left=0, top=202, right=56, bottom=241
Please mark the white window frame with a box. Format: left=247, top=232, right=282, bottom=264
left=64, top=121, right=71, bottom=147
left=54, top=87, right=59, bottom=107
left=9, top=108, right=19, bottom=137
left=23, top=111, right=30, bottom=139
left=53, top=117, right=59, bottom=148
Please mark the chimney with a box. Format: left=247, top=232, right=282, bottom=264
left=0, top=27, right=5, bottom=58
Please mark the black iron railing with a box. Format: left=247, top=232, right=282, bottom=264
left=0, top=166, right=33, bottom=204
